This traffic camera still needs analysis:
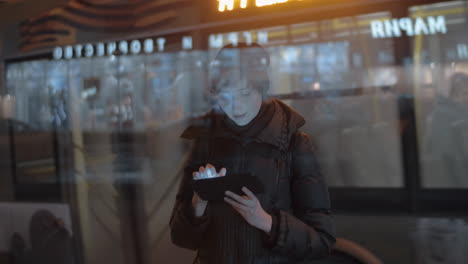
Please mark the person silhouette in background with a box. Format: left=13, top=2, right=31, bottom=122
left=169, top=43, right=336, bottom=264
left=10, top=210, right=74, bottom=264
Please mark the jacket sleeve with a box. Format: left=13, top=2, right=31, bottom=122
left=266, top=132, right=336, bottom=259
left=169, top=138, right=211, bottom=250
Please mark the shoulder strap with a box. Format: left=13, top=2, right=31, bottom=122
left=287, top=131, right=300, bottom=179
left=288, top=131, right=299, bottom=159
left=270, top=131, right=299, bottom=208
left=207, top=114, right=216, bottom=161
left=288, top=131, right=299, bottom=152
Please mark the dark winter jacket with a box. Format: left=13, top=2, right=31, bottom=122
left=170, top=99, right=336, bottom=264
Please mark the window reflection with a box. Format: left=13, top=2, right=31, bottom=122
left=1, top=1, right=468, bottom=264
left=5, top=5, right=466, bottom=189
left=411, top=1, right=468, bottom=188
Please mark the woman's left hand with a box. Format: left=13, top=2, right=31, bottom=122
left=224, top=187, right=272, bottom=233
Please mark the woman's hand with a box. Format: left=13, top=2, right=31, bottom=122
left=191, top=191, right=208, bottom=218
left=224, top=187, right=272, bottom=233
left=193, top=163, right=227, bottom=180
left=192, top=164, right=227, bottom=217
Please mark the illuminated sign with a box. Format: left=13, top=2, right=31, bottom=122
left=370, top=16, right=447, bottom=38
left=209, top=31, right=269, bottom=48
left=53, top=31, right=271, bottom=60
left=256, top=0, right=288, bottom=7
left=53, top=37, right=192, bottom=60
left=218, top=0, right=288, bottom=12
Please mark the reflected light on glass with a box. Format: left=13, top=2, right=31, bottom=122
left=282, top=48, right=300, bottom=64
left=423, top=69, right=433, bottom=85
left=313, top=82, right=321, bottom=91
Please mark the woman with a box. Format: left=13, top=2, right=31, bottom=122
left=170, top=43, right=336, bottom=263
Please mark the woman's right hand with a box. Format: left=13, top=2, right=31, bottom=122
left=191, top=164, right=227, bottom=217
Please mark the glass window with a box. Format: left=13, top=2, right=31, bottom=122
left=3, top=2, right=468, bottom=264
left=267, top=12, right=402, bottom=187
left=410, top=1, right=468, bottom=188
left=6, top=61, right=58, bottom=184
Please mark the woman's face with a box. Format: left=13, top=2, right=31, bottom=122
left=216, top=73, right=262, bottom=126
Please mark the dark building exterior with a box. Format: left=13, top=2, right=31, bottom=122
left=1, top=0, right=468, bottom=263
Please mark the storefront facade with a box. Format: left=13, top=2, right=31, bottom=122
left=1, top=0, right=468, bottom=263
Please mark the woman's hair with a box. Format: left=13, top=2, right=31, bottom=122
left=209, top=43, right=270, bottom=97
